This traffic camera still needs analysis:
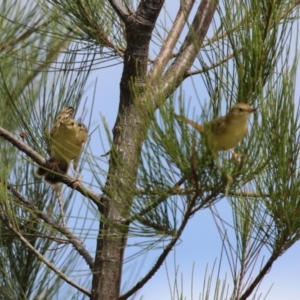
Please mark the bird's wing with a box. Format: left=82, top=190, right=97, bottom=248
left=208, top=116, right=227, bottom=135
left=73, top=123, right=88, bottom=170
left=50, top=122, right=60, bottom=138
left=77, top=123, right=88, bottom=142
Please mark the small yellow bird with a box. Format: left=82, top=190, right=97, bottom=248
left=176, top=103, right=256, bottom=158
left=37, top=107, right=88, bottom=185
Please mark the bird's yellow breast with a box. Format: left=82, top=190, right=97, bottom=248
left=213, top=123, right=247, bottom=151
left=51, top=124, right=82, bottom=162
left=208, top=117, right=248, bottom=153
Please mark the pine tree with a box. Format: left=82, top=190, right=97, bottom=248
left=1, top=1, right=300, bottom=299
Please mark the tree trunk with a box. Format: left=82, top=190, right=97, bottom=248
left=91, top=1, right=165, bottom=299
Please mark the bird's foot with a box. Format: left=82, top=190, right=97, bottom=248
left=50, top=160, right=60, bottom=171
left=71, top=170, right=82, bottom=189
left=229, top=149, right=247, bottom=161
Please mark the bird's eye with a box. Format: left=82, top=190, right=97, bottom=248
left=238, top=108, right=243, bottom=112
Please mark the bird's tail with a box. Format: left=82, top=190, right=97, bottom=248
left=36, top=166, right=47, bottom=177
left=36, top=159, right=69, bottom=185
left=174, top=114, right=204, bottom=133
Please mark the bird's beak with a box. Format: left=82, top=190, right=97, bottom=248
left=247, top=108, right=257, bottom=113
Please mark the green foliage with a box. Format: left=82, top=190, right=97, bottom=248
left=1, top=0, right=300, bottom=299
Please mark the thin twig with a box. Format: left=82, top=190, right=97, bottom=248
left=185, top=50, right=242, bottom=78
left=56, top=187, right=67, bottom=228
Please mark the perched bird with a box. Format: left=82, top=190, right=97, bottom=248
left=175, top=103, right=256, bottom=158
left=37, top=107, right=88, bottom=185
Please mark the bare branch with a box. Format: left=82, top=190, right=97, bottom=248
left=185, top=50, right=241, bottom=78
left=160, top=0, right=219, bottom=98
left=149, top=0, right=195, bottom=79
left=108, top=0, right=131, bottom=22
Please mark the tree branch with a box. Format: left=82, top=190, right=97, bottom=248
left=0, top=213, right=91, bottom=297
left=239, top=253, right=278, bottom=300
left=0, top=126, right=104, bottom=209
left=149, top=0, right=195, bottom=79
left=108, top=0, right=130, bottom=22
left=6, top=182, right=94, bottom=270
left=119, top=193, right=198, bottom=300
left=160, top=0, right=219, bottom=99
left=185, top=50, right=241, bottom=78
